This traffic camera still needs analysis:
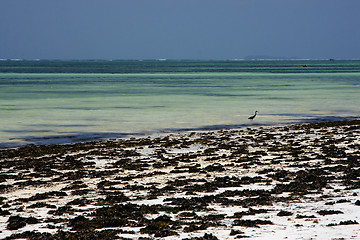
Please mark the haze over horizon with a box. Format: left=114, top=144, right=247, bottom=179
left=1, top=0, right=360, bottom=60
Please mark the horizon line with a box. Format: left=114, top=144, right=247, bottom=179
left=1, top=58, right=360, bottom=62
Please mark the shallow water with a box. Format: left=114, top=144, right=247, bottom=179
left=0, top=60, right=359, bottom=148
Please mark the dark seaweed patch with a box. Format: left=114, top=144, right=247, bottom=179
left=7, top=229, right=123, bottom=240
left=48, top=206, right=75, bottom=216
left=204, top=163, right=225, bottom=172
left=231, top=208, right=269, bottom=218
left=296, top=214, right=316, bottom=219
left=0, top=208, right=10, bottom=216
left=277, top=210, right=293, bottom=216
left=140, top=215, right=179, bottom=237
left=233, top=219, right=273, bottom=227
left=317, top=210, right=343, bottom=216
left=328, top=220, right=359, bottom=226
left=230, top=229, right=245, bottom=235
left=272, top=169, right=329, bottom=194
left=182, top=233, right=219, bottom=240
left=28, top=202, right=57, bottom=209
left=18, top=191, right=68, bottom=203
left=66, top=198, right=93, bottom=206
left=7, top=215, right=40, bottom=230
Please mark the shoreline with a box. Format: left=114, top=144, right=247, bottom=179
left=1, top=116, right=358, bottom=151
left=0, top=119, right=359, bottom=239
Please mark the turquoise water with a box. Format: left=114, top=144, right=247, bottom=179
left=0, top=60, right=359, bottom=148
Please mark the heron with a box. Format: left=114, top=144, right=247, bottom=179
left=248, top=111, right=258, bottom=120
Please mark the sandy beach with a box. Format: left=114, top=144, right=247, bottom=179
left=0, top=119, right=359, bottom=240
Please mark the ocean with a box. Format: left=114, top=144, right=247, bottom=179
left=0, top=60, right=359, bottom=148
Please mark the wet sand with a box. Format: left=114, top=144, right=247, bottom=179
left=0, top=120, right=359, bottom=239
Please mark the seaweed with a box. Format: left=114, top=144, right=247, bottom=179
left=88, top=203, right=159, bottom=228
left=296, top=214, right=316, bottom=219
left=66, top=198, right=92, bottom=206
left=99, top=192, right=130, bottom=205
left=182, top=233, right=219, bottom=240
left=267, top=169, right=291, bottom=181
left=28, top=202, right=57, bottom=209
left=0, top=208, right=11, bottom=216
left=183, top=222, right=211, bottom=232
left=233, top=219, right=273, bottom=227
left=0, top=184, right=12, bottom=193
left=339, top=220, right=359, bottom=225
left=6, top=229, right=124, bottom=240
left=164, top=197, right=211, bottom=211
left=140, top=215, right=179, bottom=237
left=230, top=229, right=245, bottom=235
left=7, top=215, right=39, bottom=230
left=277, top=210, right=293, bottom=216
left=231, top=208, right=269, bottom=218
left=48, top=206, right=75, bottom=216
left=328, top=220, right=359, bottom=226
left=204, top=163, right=225, bottom=172
left=317, top=210, right=343, bottom=216
left=19, top=191, right=68, bottom=203
left=1, top=119, right=359, bottom=238
left=178, top=211, right=198, bottom=219
left=272, top=169, right=329, bottom=194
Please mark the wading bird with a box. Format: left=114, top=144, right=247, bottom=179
left=248, top=111, right=258, bottom=120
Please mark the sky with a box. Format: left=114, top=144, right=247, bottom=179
left=1, top=0, right=360, bottom=60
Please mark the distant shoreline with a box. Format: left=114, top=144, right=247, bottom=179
left=2, top=58, right=360, bottom=62
left=1, top=59, right=360, bottom=74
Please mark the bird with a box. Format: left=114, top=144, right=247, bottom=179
left=248, top=111, right=258, bottom=120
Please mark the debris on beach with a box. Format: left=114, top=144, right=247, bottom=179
left=0, top=120, right=359, bottom=239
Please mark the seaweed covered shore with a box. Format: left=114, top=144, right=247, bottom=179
left=0, top=120, right=359, bottom=239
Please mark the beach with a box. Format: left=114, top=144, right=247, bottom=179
left=0, top=119, right=359, bottom=239
left=2, top=1, right=360, bottom=239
